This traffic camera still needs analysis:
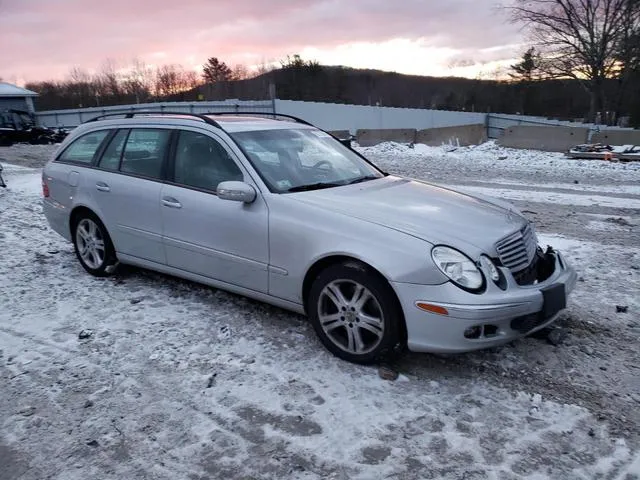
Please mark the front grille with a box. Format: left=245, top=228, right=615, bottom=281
left=495, top=223, right=537, bottom=273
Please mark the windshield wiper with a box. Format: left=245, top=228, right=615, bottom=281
left=286, top=182, right=344, bottom=192
left=346, top=175, right=380, bottom=185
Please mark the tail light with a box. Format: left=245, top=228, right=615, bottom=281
left=42, top=176, right=50, bottom=198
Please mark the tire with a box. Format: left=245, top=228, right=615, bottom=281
left=72, top=212, right=117, bottom=277
left=308, top=262, right=405, bottom=364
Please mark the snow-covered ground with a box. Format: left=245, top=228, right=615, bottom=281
left=1, top=142, right=639, bottom=479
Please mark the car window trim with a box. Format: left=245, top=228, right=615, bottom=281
left=54, top=129, right=113, bottom=166
left=117, top=129, right=132, bottom=172
left=165, top=129, right=179, bottom=183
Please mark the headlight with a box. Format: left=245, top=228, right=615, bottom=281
left=431, top=246, right=484, bottom=291
left=479, top=255, right=500, bottom=282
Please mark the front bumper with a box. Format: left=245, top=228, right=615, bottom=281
left=393, top=251, right=578, bottom=353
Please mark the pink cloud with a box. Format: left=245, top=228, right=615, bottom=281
left=0, top=0, right=521, bottom=82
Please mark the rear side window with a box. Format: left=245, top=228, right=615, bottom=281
left=58, top=130, right=110, bottom=164
left=98, top=130, right=128, bottom=171
left=121, top=129, right=171, bottom=179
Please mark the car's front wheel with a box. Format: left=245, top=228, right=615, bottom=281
left=72, top=213, right=117, bottom=276
left=308, top=262, right=405, bottom=364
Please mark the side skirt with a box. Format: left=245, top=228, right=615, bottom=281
left=117, top=253, right=306, bottom=315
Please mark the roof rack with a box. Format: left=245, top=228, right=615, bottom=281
left=84, top=111, right=222, bottom=128
left=205, top=112, right=312, bottom=126
left=84, top=110, right=316, bottom=131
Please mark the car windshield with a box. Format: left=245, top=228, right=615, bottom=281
left=230, top=128, right=384, bottom=193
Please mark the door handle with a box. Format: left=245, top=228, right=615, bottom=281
left=162, top=196, right=182, bottom=209
left=96, top=182, right=110, bottom=192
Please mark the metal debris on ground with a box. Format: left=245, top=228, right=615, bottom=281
left=78, top=329, right=94, bottom=340
left=378, top=364, right=399, bottom=381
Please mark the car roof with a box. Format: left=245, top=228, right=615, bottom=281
left=77, top=114, right=316, bottom=134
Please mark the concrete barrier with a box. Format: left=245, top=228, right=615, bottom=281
left=415, top=124, right=486, bottom=146
left=327, top=130, right=351, bottom=139
left=355, top=129, right=417, bottom=147
left=592, top=129, right=640, bottom=145
left=497, top=125, right=589, bottom=152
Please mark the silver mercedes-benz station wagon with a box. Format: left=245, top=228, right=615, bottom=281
left=43, top=112, right=577, bottom=364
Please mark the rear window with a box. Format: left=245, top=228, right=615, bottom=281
left=57, top=130, right=110, bottom=165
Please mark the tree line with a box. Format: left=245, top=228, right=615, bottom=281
left=23, top=58, right=258, bottom=110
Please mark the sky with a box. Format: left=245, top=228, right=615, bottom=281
left=0, top=0, right=524, bottom=85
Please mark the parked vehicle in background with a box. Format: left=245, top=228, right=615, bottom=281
left=0, top=109, right=68, bottom=146
left=42, top=112, right=577, bottom=364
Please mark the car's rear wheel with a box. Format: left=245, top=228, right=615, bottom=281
left=308, top=262, right=405, bottom=364
left=72, top=213, right=117, bottom=276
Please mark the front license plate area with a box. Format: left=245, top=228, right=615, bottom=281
left=541, top=283, right=566, bottom=318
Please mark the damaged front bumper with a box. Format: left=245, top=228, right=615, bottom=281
left=393, top=250, right=578, bottom=353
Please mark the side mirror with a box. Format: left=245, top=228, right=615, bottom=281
left=217, top=181, right=256, bottom=203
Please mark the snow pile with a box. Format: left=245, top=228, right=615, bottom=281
left=357, top=140, right=640, bottom=184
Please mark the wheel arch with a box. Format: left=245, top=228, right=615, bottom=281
left=301, top=254, right=407, bottom=342
left=69, top=205, right=108, bottom=239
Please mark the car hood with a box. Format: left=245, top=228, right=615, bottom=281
left=288, top=176, right=527, bottom=255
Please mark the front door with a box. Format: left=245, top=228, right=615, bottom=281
left=160, top=129, right=269, bottom=293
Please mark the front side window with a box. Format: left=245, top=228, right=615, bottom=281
left=174, top=131, right=243, bottom=191
left=120, top=129, right=171, bottom=179
left=58, top=130, right=110, bottom=164
left=230, top=128, right=383, bottom=193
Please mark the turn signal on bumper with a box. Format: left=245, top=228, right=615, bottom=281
left=415, top=302, right=449, bottom=316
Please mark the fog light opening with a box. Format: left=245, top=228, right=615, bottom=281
left=464, top=326, right=482, bottom=339
left=483, top=324, right=499, bottom=337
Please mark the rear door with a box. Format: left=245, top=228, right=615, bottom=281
left=86, top=127, right=171, bottom=264
left=160, top=128, right=269, bottom=293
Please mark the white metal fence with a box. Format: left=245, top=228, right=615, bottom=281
left=35, top=100, right=635, bottom=139
left=35, top=100, right=275, bottom=128
left=274, top=100, right=485, bottom=133
left=35, top=99, right=486, bottom=132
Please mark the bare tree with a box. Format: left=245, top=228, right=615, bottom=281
left=232, top=64, right=249, bottom=80
left=507, top=0, right=640, bottom=122
left=96, top=59, right=122, bottom=100
left=155, top=64, right=180, bottom=96
left=254, top=58, right=276, bottom=76
left=121, top=59, right=154, bottom=103
left=181, top=70, right=200, bottom=90
left=154, top=64, right=199, bottom=96
left=611, top=3, right=640, bottom=121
